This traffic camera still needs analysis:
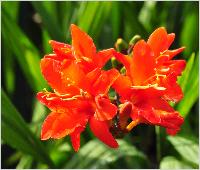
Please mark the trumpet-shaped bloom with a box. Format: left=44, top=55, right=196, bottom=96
left=37, top=24, right=119, bottom=151
left=113, top=27, right=185, bottom=135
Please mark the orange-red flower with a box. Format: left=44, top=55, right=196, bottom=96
left=113, top=27, right=185, bottom=135
left=37, top=24, right=120, bottom=151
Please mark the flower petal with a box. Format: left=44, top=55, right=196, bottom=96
left=119, top=102, right=132, bottom=129
left=147, top=27, right=169, bottom=57
left=91, top=69, right=120, bottom=96
left=49, top=40, right=73, bottom=60
left=112, top=50, right=132, bottom=74
left=131, top=40, right=155, bottom=85
left=71, top=24, right=96, bottom=60
left=163, top=47, right=185, bottom=59
left=94, top=95, right=118, bottom=121
left=131, top=103, right=161, bottom=124
left=41, top=112, right=59, bottom=140
left=41, top=111, right=89, bottom=140
left=130, top=98, right=184, bottom=135
left=161, top=73, right=184, bottom=102
left=89, top=116, right=119, bottom=148
left=70, top=126, right=85, bottom=152
left=167, top=33, right=175, bottom=47
left=112, top=74, right=132, bottom=96
left=161, top=60, right=186, bottom=76
left=37, top=91, right=92, bottom=113
left=95, top=48, right=115, bottom=68
left=62, top=60, right=90, bottom=91
left=40, top=58, right=68, bottom=93
left=124, top=85, right=166, bottom=102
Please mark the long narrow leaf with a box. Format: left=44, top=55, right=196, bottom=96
left=2, top=8, right=47, bottom=92
left=32, top=2, right=64, bottom=41
left=176, top=53, right=199, bottom=117
left=1, top=90, right=55, bottom=167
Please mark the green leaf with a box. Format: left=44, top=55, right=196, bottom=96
left=160, top=156, right=193, bottom=169
left=77, top=2, right=112, bottom=42
left=139, top=1, right=157, bottom=32
left=57, top=2, right=75, bottom=40
left=111, top=2, right=121, bottom=41
left=2, top=8, right=47, bottom=92
left=180, top=4, right=199, bottom=56
left=1, top=89, right=55, bottom=167
left=122, top=2, right=147, bottom=41
left=178, top=53, right=195, bottom=93
left=65, top=139, right=148, bottom=168
left=167, top=135, right=199, bottom=166
left=2, top=40, right=15, bottom=95
left=16, top=155, right=33, bottom=169
left=32, top=2, right=64, bottom=41
left=176, top=53, right=199, bottom=117
left=77, top=2, right=99, bottom=34
left=1, top=1, right=19, bottom=21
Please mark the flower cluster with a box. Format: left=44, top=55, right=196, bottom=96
left=37, top=24, right=186, bottom=151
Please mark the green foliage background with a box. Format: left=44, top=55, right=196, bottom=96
left=1, top=1, right=199, bottom=169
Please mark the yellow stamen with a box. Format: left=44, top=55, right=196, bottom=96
left=126, top=119, right=140, bottom=131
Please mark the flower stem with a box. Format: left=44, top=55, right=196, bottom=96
left=155, top=126, right=161, bottom=164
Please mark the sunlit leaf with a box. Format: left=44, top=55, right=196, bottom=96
left=16, top=155, right=33, bottom=169
left=65, top=139, right=148, bottom=168
left=167, top=135, right=199, bottom=166
left=160, top=156, right=193, bottom=169
left=139, top=1, right=156, bottom=32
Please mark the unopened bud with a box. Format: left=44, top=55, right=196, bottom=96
left=129, top=35, right=141, bottom=46
left=127, top=35, right=142, bottom=55
left=115, top=38, right=128, bottom=52
left=111, top=57, right=121, bottom=68
left=120, top=67, right=126, bottom=75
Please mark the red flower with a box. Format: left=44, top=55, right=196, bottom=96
left=113, top=27, right=185, bottom=135
left=37, top=24, right=119, bottom=151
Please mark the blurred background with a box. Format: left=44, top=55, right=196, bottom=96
left=1, top=1, right=199, bottom=169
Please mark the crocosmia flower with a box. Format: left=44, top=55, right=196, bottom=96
left=37, top=24, right=120, bottom=151
left=113, top=27, right=185, bottom=135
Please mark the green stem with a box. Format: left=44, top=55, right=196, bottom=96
left=155, top=126, right=161, bottom=163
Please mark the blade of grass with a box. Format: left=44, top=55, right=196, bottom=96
left=1, top=89, right=55, bottom=167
